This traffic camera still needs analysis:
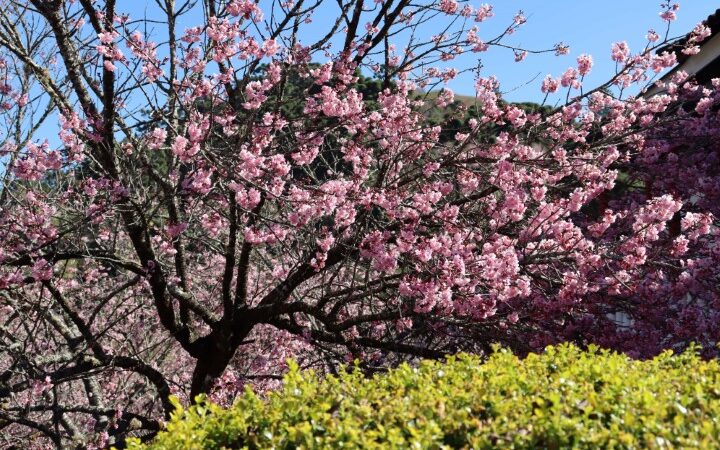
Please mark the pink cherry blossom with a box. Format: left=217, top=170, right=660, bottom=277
left=577, top=54, right=593, bottom=76
left=3, top=2, right=720, bottom=447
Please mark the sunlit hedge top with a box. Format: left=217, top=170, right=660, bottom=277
left=128, top=344, right=720, bottom=449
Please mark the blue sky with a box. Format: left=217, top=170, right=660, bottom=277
left=4, top=1, right=716, bottom=155
left=137, top=1, right=719, bottom=110
left=247, top=1, right=712, bottom=103
left=113, top=2, right=719, bottom=101
left=427, top=1, right=713, bottom=102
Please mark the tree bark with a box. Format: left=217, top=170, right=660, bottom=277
left=189, top=352, right=234, bottom=401
left=188, top=323, right=253, bottom=400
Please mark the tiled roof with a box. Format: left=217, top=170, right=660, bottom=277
left=658, top=8, right=720, bottom=62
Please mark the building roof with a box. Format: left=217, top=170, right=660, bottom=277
left=645, top=8, right=720, bottom=95
left=658, top=8, right=720, bottom=63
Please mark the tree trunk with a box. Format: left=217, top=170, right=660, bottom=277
left=188, top=324, right=253, bottom=400
left=189, top=352, right=233, bottom=400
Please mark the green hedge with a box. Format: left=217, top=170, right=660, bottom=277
left=127, top=344, right=720, bottom=449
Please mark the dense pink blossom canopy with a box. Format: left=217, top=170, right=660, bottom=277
left=0, top=0, right=717, bottom=447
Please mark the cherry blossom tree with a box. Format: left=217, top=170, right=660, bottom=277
left=0, top=0, right=717, bottom=446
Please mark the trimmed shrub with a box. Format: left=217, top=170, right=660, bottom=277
left=127, top=344, right=720, bottom=449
